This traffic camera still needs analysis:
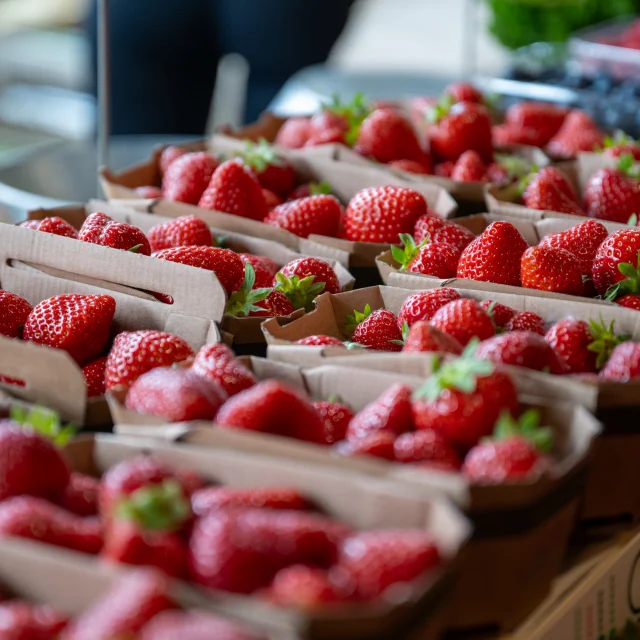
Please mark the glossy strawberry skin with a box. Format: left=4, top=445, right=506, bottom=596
left=82, top=356, right=107, bottom=397
left=402, top=321, right=463, bottom=355
left=278, top=257, right=340, bottom=294
left=523, top=170, right=585, bottom=215
left=617, top=294, right=640, bottom=310
left=268, top=565, right=344, bottom=607
left=59, top=472, right=99, bottom=517
left=545, top=319, right=598, bottom=374
left=136, top=186, right=163, bottom=199
left=584, top=168, right=640, bottom=224
left=352, top=309, right=403, bottom=352
left=504, top=102, right=568, bottom=146
left=162, top=151, right=218, bottom=204
left=451, top=150, right=487, bottom=182
left=79, top=212, right=151, bottom=255
left=20, top=216, right=78, bottom=239
left=265, top=194, right=342, bottom=239
left=263, top=188, right=283, bottom=209
left=475, top=331, right=560, bottom=372
left=492, top=123, right=547, bottom=148
left=248, top=290, right=296, bottom=317
left=191, top=344, right=257, bottom=397
left=521, top=246, right=585, bottom=296
left=547, top=110, right=604, bottom=159
left=249, top=160, right=295, bottom=198
left=397, top=288, right=461, bottom=329
left=429, top=299, right=495, bottom=347
left=435, top=161, right=454, bottom=177
left=388, top=159, right=432, bottom=174
left=394, top=430, right=461, bottom=468
left=139, top=610, right=259, bottom=640
left=600, top=342, right=640, bottom=381
left=192, top=486, right=309, bottom=517
left=275, top=117, right=312, bottom=149
left=0, top=290, right=32, bottom=338
left=297, top=335, right=346, bottom=348
left=313, top=400, right=354, bottom=445
left=592, top=229, right=640, bottom=296
left=445, top=82, right=484, bottom=104
left=335, top=431, right=396, bottom=460
left=239, top=254, right=278, bottom=288
left=413, top=215, right=475, bottom=253
left=147, top=215, right=213, bottom=252
left=480, top=300, right=516, bottom=329
left=463, top=436, right=542, bottom=483
left=603, top=143, right=640, bottom=160
left=23, top=294, right=116, bottom=366
left=505, top=311, right=546, bottom=335
left=159, top=145, right=186, bottom=175
left=407, top=242, right=460, bottom=278
left=0, top=601, right=68, bottom=638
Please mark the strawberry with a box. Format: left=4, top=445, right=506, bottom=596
left=485, top=160, right=512, bottom=186
left=159, top=145, right=186, bottom=175
left=0, top=601, right=68, bottom=638
left=139, top=611, right=260, bottom=640
left=435, top=161, right=454, bottom=177
left=191, top=344, right=257, bottom=397
left=262, top=188, right=283, bottom=209
left=388, top=158, right=432, bottom=174
left=522, top=169, right=584, bottom=216
left=457, top=221, right=528, bottom=286
left=153, top=245, right=244, bottom=294
left=265, top=194, right=342, bottom=239
left=125, top=367, right=227, bottom=422
left=391, top=234, right=460, bottom=278
left=445, top=82, right=484, bottom=104
left=238, top=254, right=278, bottom=288
left=338, top=530, right=440, bottom=599
left=492, top=123, right=547, bottom=148
left=504, top=102, right=568, bottom=146
left=412, top=347, right=519, bottom=447
left=215, top=380, right=328, bottom=445
left=267, top=565, right=344, bottom=607
left=617, top=294, right=640, bottom=310
left=413, top=215, right=476, bottom=253
left=0, top=496, right=102, bottom=554
left=20, top=216, right=78, bottom=238
left=248, top=289, right=296, bottom=317
left=147, top=215, right=213, bottom=252
left=600, top=341, right=640, bottom=381
left=297, top=335, right=346, bottom=348
left=224, top=264, right=275, bottom=318
left=241, top=139, right=296, bottom=196
left=162, top=151, right=218, bottom=204
left=346, top=383, right=413, bottom=441
left=62, top=569, right=174, bottom=640
left=0, top=291, right=32, bottom=338
left=188, top=509, right=348, bottom=593
left=345, top=305, right=402, bottom=352
left=23, top=294, right=115, bottom=365
left=274, top=257, right=339, bottom=311
left=136, top=186, right=163, bottom=198
left=429, top=299, right=495, bottom=347
left=584, top=164, right=640, bottom=224
left=526, top=166, right=578, bottom=202
left=602, top=139, right=640, bottom=161
left=192, top=486, right=308, bottom=517
left=402, top=321, right=463, bottom=354
left=334, top=431, right=396, bottom=460
left=309, top=110, right=349, bottom=140
left=520, top=245, right=585, bottom=296
left=592, top=229, right=640, bottom=297
left=286, top=181, right=332, bottom=201
left=545, top=318, right=628, bottom=374
left=275, top=117, right=312, bottom=149
left=480, top=300, right=516, bottom=330
left=475, top=331, right=561, bottom=372
left=451, top=150, right=487, bottom=182
left=428, top=101, right=493, bottom=163
left=78, top=212, right=151, bottom=255
left=344, top=186, right=427, bottom=243
left=313, top=399, right=354, bottom=444
left=505, top=311, right=546, bottom=335
left=82, top=356, right=107, bottom=397
left=59, top=472, right=99, bottom=517
left=104, top=330, right=194, bottom=390
left=307, top=126, right=348, bottom=147
left=394, top=429, right=461, bottom=468
left=396, top=288, right=461, bottom=329
left=547, top=110, right=604, bottom=159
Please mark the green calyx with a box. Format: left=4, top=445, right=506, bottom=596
left=412, top=339, right=495, bottom=403
left=225, top=264, right=273, bottom=317
left=602, top=130, right=636, bottom=150
left=494, top=154, right=533, bottom=180
left=309, top=181, right=332, bottom=196
left=10, top=405, right=76, bottom=448
left=391, top=321, right=411, bottom=346
left=241, top=138, right=282, bottom=173
left=605, top=251, right=640, bottom=301
left=488, top=409, right=553, bottom=453
left=343, top=341, right=369, bottom=350
left=628, top=214, right=638, bottom=227
left=391, top=233, right=427, bottom=271
left=127, top=244, right=144, bottom=253
left=514, top=164, right=540, bottom=199
left=425, top=93, right=455, bottom=125
left=616, top=153, right=640, bottom=180
left=274, top=272, right=325, bottom=312
left=344, top=303, right=373, bottom=337
left=587, top=316, right=631, bottom=370
left=115, top=479, right=190, bottom=532
left=325, top=93, right=372, bottom=148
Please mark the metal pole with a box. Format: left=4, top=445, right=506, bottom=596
left=97, top=0, right=110, bottom=196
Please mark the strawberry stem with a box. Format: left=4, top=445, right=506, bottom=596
left=490, top=409, right=553, bottom=453
left=274, top=272, right=325, bottom=312
left=9, top=405, right=76, bottom=447
left=587, top=316, right=631, bottom=370
left=225, top=264, right=273, bottom=317
left=605, top=251, right=640, bottom=301
left=344, top=304, right=372, bottom=337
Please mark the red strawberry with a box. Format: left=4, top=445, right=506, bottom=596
left=191, top=344, right=257, bottom=397
left=485, top=160, right=512, bottom=186
left=153, top=245, right=244, bottom=294
left=274, top=257, right=339, bottom=312
left=526, top=167, right=578, bottom=201
left=262, top=188, right=283, bottom=209
left=159, top=145, right=186, bottom=175
left=23, top=294, right=115, bottom=365
left=344, top=186, right=427, bottom=243
left=59, top=472, right=99, bottom=517
left=309, top=109, right=349, bottom=139
left=600, top=341, right=640, bottom=381
left=428, top=101, right=493, bottom=163
left=62, top=569, right=173, bottom=640
left=162, top=151, right=218, bottom=204
left=584, top=166, right=640, bottom=224
left=592, top=229, right=640, bottom=297
left=0, top=291, right=32, bottom=338
left=267, top=565, right=344, bottom=607
left=241, top=139, right=296, bottom=196
left=0, top=496, right=102, bottom=554
left=480, top=300, right=516, bottom=330
left=306, top=126, right=347, bottom=147
left=136, top=186, right=163, bottom=199
left=402, top=321, right=463, bottom=354
left=334, top=431, right=396, bottom=461
left=547, top=110, right=604, bottom=159
left=265, top=194, right=342, bottom=239
left=392, top=234, right=460, bottom=278
left=504, top=102, right=568, bottom=146
left=397, top=288, right=461, bottom=329
left=286, top=181, right=332, bottom=201
left=0, top=601, right=68, bottom=638
left=238, top=254, right=278, bottom=288
left=451, top=150, right=487, bottom=182
left=522, top=170, right=584, bottom=216
left=125, top=367, right=227, bottom=422
left=297, top=335, right=346, bottom=348
left=192, top=486, right=308, bottom=517
left=603, top=142, right=640, bottom=161
left=413, top=215, right=475, bottom=253
left=345, top=305, right=402, bottom=352
left=388, top=159, right=432, bottom=174
left=346, top=383, right=413, bottom=441
left=20, top=216, right=78, bottom=239
left=505, top=311, right=546, bottom=335
left=275, top=117, right=312, bottom=149
left=435, top=161, right=454, bottom=177
left=429, top=299, right=495, bottom=346
left=104, top=330, right=194, bottom=390
left=617, top=294, right=640, bottom=310
left=139, top=611, right=260, bottom=640
left=475, top=331, right=561, bottom=372
left=492, top=123, right=547, bottom=148
left=338, top=530, right=440, bottom=599
left=457, top=221, right=528, bottom=286
left=78, top=212, right=151, bottom=255
left=248, top=289, right=296, bottom=317
left=313, top=400, right=354, bottom=444
left=216, top=380, right=328, bottom=445
left=394, top=429, right=461, bottom=468
left=445, top=82, right=484, bottom=104
left=82, top=356, right=107, bottom=397
left=521, top=245, right=585, bottom=296
left=147, top=215, right=212, bottom=252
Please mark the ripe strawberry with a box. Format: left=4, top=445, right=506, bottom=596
left=475, top=331, right=561, bottom=372
left=617, top=294, right=640, bottom=310
left=20, top=216, right=78, bottom=239
left=505, top=311, right=545, bottom=335
left=592, top=229, right=640, bottom=297
left=584, top=165, right=640, bottom=224
left=428, top=101, right=493, bottom=163
left=238, top=254, right=278, bottom=288
left=0, top=601, right=68, bottom=638
left=297, top=335, right=346, bottom=348
left=267, top=565, right=344, bottom=607
left=162, top=151, right=218, bottom=204
left=345, top=305, right=402, bottom=352
left=153, top=245, right=244, bottom=294
left=147, top=215, right=212, bottom=252
left=429, top=299, right=495, bottom=346
left=104, top=330, right=194, bottom=390
left=522, top=169, right=584, bottom=215
left=397, top=288, right=461, bottom=329
left=492, top=123, right=547, bottom=148
left=603, top=142, right=640, bottom=161
left=480, top=300, right=516, bottom=330
left=307, top=126, right=347, bottom=147
left=344, top=186, right=427, bottom=243
left=248, top=289, right=296, bottom=317
left=125, top=367, right=227, bottom=422
left=265, top=194, right=342, bottom=239
left=402, top=321, right=463, bottom=354
left=78, top=212, right=151, bottom=255
left=286, top=181, right=332, bottom=201
left=0, top=496, right=102, bottom=553
left=82, top=356, right=107, bottom=397
left=457, top=221, right=528, bottom=286
left=334, top=431, right=396, bottom=461
left=394, top=429, right=461, bottom=468
left=527, top=166, right=578, bottom=201
left=451, top=150, right=487, bottom=182
left=159, top=145, right=186, bottom=175
left=62, top=569, right=173, bottom=640
left=274, top=257, right=339, bottom=312
left=191, top=344, right=257, bottom=397
left=388, top=158, right=432, bottom=174
left=413, top=215, right=475, bottom=253
left=241, top=139, right=296, bottom=196
left=412, top=350, right=519, bottom=447
left=136, top=186, right=163, bottom=198
left=392, top=234, right=460, bottom=278
left=521, top=245, right=585, bottom=296
left=504, top=102, right=568, bottom=146
left=59, top=472, right=99, bottom=517
left=547, top=110, right=604, bottom=159
left=338, top=530, right=440, bottom=599
left=600, top=341, right=640, bottom=381
left=192, top=486, right=308, bottom=517
left=313, top=400, right=354, bottom=444
left=275, top=117, right=312, bottom=148
left=445, top=82, right=484, bottom=104
left=309, top=109, right=349, bottom=140
left=435, top=161, right=454, bottom=177
left=0, top=290, right=32, bottom=338
left=139, top=611, right=259, bottom=640
left=215, top=380, right=328, bottom=445
left=262, top=188, right=283, bottom=209
left=23, top=294, right=115, bottom=365
left=485, top=160, right=512, bottom=186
